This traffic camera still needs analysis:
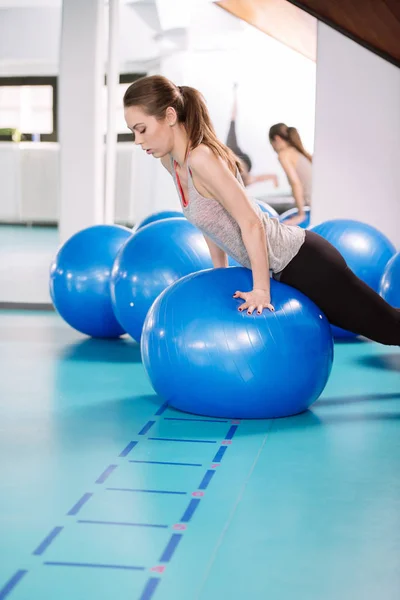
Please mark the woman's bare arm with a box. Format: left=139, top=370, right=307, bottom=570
left=188, top=146, right=270, bottom=295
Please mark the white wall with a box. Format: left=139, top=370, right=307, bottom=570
left=118, top=4, right=159, bottom=68
left=0, top=7, right=61, bottom=75
left=312, top=22, right=400, bottom=247
left=150, top=2, right=316, bottom=205
left=0, top=4, right=158, bottom=76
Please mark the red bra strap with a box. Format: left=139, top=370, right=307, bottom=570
left=173, top=160, right=189, bottom=208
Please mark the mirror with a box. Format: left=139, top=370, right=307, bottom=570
left=0, top=0, right=316, bottom=308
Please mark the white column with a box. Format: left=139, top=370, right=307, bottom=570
left=104, top=0, right=120, bottom=224
left=58, top=0, right=105, bottom=243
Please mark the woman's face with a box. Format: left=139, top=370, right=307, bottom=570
left=124, top=105, right=174, bottom=158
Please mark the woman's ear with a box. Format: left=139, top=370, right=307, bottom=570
left=165, top=106, right=177, bottom=127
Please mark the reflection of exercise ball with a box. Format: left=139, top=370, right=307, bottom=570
left=135, top=210, right=183, bottom=231
left=311, top=219, right=396, bottom=339
left=111, top=218, right=213, bottom=342
left=256, top=200, right=279, bottom=218
left=141, top=267, right=333, bottom=419
left=380, top=252, right=400, bottom=308
left=280, top=206, right=311, bottom=228
left=50, top=225, right=132, bottom=338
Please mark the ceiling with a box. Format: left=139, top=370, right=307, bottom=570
left=216, top=0, right=316, bottom=61
left=287, top=0, right=400, bottom=67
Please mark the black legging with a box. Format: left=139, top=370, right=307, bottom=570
left=226, top=120, right=242, bottom=156
left=277, top=231, right=400, bottom=346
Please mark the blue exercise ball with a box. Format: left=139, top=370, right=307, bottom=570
left=380, top=251, right=400, bottom=308
left=255, top=200, right=279, bottom=218
left=280, top=206, right=311, bottom=228
left=50, top=225, right=132, bottom=338
left=135, top=210, right=183, bottom=231
left=141, top=267, right=334, bottom=419
left=111, top=218, right=213, bottom=342
left=311, top=219, right=396, bottom=339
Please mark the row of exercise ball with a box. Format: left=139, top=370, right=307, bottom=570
left=49, top=214, right=398, bottom=418
left=50, top=213, right=399, bottom=343
left=49, top=203, right=278, bottom=339
left=49, top=222, right=334, bottom=418
left=50, top=218, right=213, bottom=339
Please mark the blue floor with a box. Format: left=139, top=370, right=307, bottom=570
left=0, top=310, right=399, bottom=600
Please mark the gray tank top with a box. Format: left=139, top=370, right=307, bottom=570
left=294, top=153, right=312, bottom=206
left=170, top=155, right=305, bottom=274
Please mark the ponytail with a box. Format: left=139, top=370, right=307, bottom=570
left=179, top=85, right=241, bottom=174
left=269, top=122, right=312, bottom=163
left=287, top=127, right=313, bottom=163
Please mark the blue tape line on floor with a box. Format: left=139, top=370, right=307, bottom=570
left=119, top=441, right=138, bottom=457
left=67, top=493, right=93, bottom=516
left=0, top=570, right=28, bottom=600
left=32, top=526, right=63, bottom=556
left=95, top=464, right=117, bottom=484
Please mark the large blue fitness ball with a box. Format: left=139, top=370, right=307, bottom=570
left=50, top=225, right=132, bottom=338
left=380, top=251, right=400, bottom=308
left=135, top=209, right=183, bottom=231
left=311, top=219, right=396, bottom=339
left=111, top=218, right=213, bottom=342
left=141, top=268, right=334, bottom=419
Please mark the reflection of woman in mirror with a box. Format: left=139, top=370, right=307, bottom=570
left=269, top=123, right=312, bottom=226
left=226, top=84, right=278, bottom=188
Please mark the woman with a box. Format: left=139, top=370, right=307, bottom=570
left=124, top=75, right=399, bottom=346
left=226, top=83, right=278, bottom=188
left=269, top=123, right=312, bottom=226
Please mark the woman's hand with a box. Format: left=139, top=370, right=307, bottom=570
left=233, top=288, right=275, bottom=315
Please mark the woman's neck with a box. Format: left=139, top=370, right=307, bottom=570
left=170, top=124, right=190, bottom=167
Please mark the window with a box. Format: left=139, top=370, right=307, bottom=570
left=0, top=73, right=144, bottom=143
left=0, top=77, right=57, bottom=142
